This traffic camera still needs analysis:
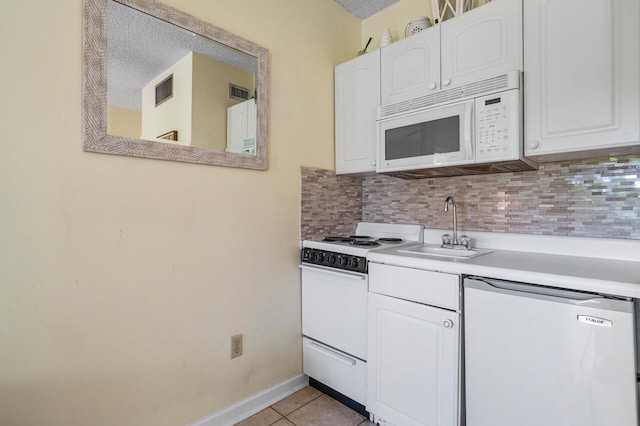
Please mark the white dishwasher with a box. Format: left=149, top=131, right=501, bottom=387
left=464, top=276, right=638, bottom=426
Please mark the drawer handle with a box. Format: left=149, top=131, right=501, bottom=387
left=308, top=341, right=357, bottom=366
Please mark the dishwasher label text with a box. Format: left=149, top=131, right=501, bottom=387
left=577, top=315, right=612, bottom=327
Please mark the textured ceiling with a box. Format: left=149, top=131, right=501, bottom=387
left=108, top=0, right=398, bottom=111
left=334, top=0, right=401, bottom=20
left=108, top=1, right=257, bottom=111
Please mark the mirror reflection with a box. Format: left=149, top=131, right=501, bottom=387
left=107, top=0, right=259, bottom=154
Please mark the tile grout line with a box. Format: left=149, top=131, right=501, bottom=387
left=281, top=392, right=324, bottom=425
left=267, top=392, right=324, bottom=426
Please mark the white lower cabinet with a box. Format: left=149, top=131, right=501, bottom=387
left=367, top=263, right=461, bottom=426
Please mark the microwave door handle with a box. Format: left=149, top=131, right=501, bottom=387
left=464, top=101, right=474, bottom=160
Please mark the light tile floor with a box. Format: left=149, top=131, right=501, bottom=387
left=234, top=386, right=375, bottom=426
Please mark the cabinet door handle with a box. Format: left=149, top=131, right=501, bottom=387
left=443, top=319, right=454, bottom=328
left=527, top=140, right=539, bottom=150
left=428, top=82, right=437, bottom=90
left=442, top=79, right=451, bottom=86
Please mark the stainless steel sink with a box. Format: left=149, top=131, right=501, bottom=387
left=398, top=244, right=492, bottom=259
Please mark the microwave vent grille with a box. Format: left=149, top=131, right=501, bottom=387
left=379, top=73, right=513, bottom=119
left=382, top=158, right=538, bottom=179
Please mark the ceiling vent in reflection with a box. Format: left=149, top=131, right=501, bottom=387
left=229, top=83, right=250, bottom=101
left=155, top=75, right=173, bottom=107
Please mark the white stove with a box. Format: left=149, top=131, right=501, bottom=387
left=300, top=222, right=423, bottom=411
left=301, top=223, right=424, bottom=270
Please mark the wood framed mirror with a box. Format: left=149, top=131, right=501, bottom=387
left=83, top=0, right=269, bottom=170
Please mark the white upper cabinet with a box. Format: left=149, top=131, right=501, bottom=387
left=380, top=26, right=440, bottom=106
left=380, top=0, right=522, bottom=106
left=524, top=0, right=640, bottom=160
left=335, top=50, right=380, bottom=174
left=440, top=0, right=522, bottom=90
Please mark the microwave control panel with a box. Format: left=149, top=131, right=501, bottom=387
left=475, top=90, right=521, bottom=161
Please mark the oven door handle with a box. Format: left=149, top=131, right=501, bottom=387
left=299, top=264, right=366, bottom=280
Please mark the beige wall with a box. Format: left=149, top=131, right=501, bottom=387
left=191, top=52, right=255, bottom=151
left=0, top=1, right=359, bottom=425
left=141, top=52, right=194, bottom=145
left=107, top=105, right=142, bottom=138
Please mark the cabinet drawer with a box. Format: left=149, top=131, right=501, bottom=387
left=303, top=337, right=367, bottom=405
left=369, top=262, right=460, bottom=311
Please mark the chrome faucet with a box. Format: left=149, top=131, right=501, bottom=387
left=443, top=196, right=471, bottom=250
left=444, top=196, right=458, bottom=245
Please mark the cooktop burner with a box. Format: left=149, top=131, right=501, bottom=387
left=350, top=235, right=373, bottom=240
left=322, top=236, right=353, bottom=242
left=351, top=240, right=381, bottom=247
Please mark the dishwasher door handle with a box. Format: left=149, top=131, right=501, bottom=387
left=464, top=277, right=633, bottom=312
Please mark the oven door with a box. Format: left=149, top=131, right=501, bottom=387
left=377, top=99, right=474, bottom=173
left=300, top=264, right=368, bottom=360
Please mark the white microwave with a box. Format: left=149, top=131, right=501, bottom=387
left=377, top=72, right=532, bottom=175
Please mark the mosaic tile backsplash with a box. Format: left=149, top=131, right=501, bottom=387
left=301, top=155, right=640, bottom=240
left=300, top=167, right=362, bottom=241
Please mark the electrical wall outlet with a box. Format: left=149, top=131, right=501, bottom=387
left=231, top=334, right=243, bottom=358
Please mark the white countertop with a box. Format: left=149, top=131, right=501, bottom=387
left=367, top=230, right=640, bottom=299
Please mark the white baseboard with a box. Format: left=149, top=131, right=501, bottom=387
left=188, top=374, right=309, bottom=426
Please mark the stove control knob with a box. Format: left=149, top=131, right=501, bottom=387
left=352, top=258, right=359, bottom=268
left=317, top=252, right=325, bottom=263
left=329, top=254, right=337, bottom=264
left=339, top=256, right=347, bottom=266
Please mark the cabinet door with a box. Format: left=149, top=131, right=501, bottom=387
left=367, top=293, right=460, bottom=426
left=441, top=0, right=523, bottom=89
left=524, top=0, right=640, bottom=159
left=380, top=26, right=440, bottom=105
left=335, top=50, right=380, bottom=174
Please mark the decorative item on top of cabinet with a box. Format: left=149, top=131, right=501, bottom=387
left=335, top=49, right=380, bottom=175
left=431, top=0, right=474, bottom=23
left=381, top=29, right=392, bottom=47
left=357, top=37, right=373, bottom=56
left=405, top=16, right=432, bottom=37
left=524, top=0, right=640, bottom=161
left=381, top=0, right=522, bottom=106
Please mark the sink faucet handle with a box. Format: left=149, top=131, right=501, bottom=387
left=459, top=235, right=471, bottom=250
left=441, top=234, right=452, bottom=245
